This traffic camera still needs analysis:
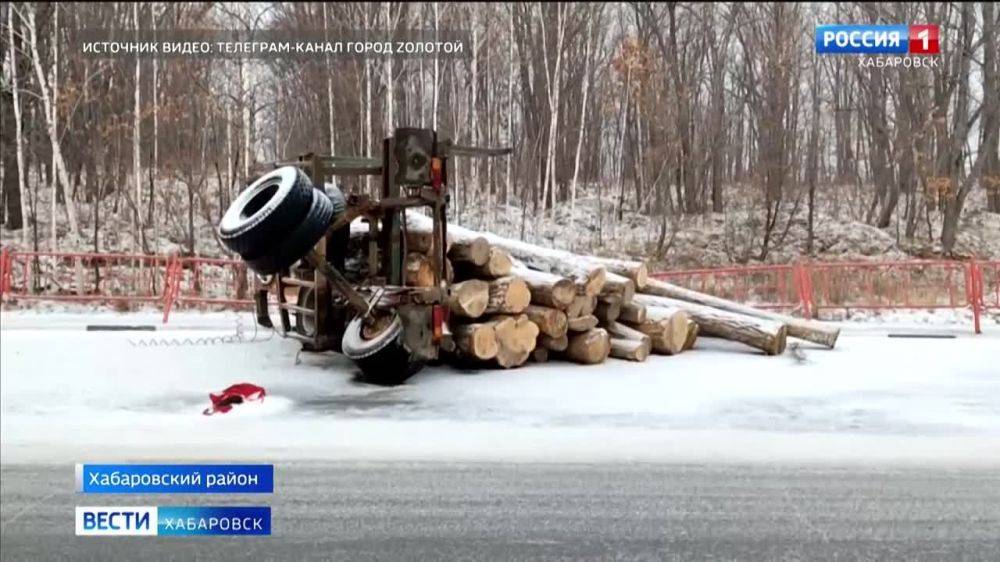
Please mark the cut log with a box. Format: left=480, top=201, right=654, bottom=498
left=609, top=338, right=649, bottom=362
left=538, top=333, right=569, bottom=352
left=513, top=267, right=576, bottom=310
left=567, top=314, right=598, bottom=332
left=600, top=272, right=636, bottom=305
left=407, top=212, right=607, bottom=295
left=594, top=296, right=622, bottom=323
left=604, top=321, right=652, bottom=349
left=522, top=305, right=568, bottom=338
left=565, top=295, right=595, bottom=319
left=455, top=247, right=513, bottom=279
left=404, top=252, right=434, bottom=287
left=635, top=294, right=788, bottom=355
left=486, top=276, right=531, bottom=314
left=484, top=316, right=529, bottom=368
left=488, top=314, right=538, bottom=368
left=447, top=237, right=491, bottom=266
left=582, top=257, right=648, bottom=289
left=627, top=317, right=687, bottom=355
left=451, top=322, right=498, bottom=360
left=490, top=314, right=539, bottom=353
left=641, top=278, right=839, bottom=348
left=618, top=302, right=647, bottom=324
left=447, top=279, right=489, bottom=318
left=564, top=328, right=611, bottom=364
left=531, top=347, right=550, bottom=363
left=682, top=319, right=699, bottom=351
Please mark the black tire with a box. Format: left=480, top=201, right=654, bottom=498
left=341, top=315, right=424, bottom=385
left=295, top=287, right=316, bottom=336
left=218, top=167, right=314, bottom=259
left=244, top=188, right=334, bottom=275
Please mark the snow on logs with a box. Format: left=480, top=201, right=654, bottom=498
left=395, top=214, right=840, bottom=368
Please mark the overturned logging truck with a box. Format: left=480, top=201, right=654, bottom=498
left=219, top=127, right=840, bottom=386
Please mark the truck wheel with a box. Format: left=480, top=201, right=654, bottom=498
left=244, top=188, right=334, bottom=275
left=218, top=166, right=314, bottom=259
left=341, top=314, right=424, bottom=385
left=295, top=287, right=316, bottom=336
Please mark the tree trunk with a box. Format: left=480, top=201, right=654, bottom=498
left=563, top=328, right=610, bottom=364
left=7, top=2, right=29, bottom=244
left=520, top=304, right=567, bottom=338
left=512, top=267, right=576, bottom=310
left=641, top=278, right=839, bottom=348
left=635, top=294, right=787, bottom=355
left=567, top=314, right=598, bottom=332
left=609, top=338, right=649, bottom=362
left=25, top=5, right=80, bottom=239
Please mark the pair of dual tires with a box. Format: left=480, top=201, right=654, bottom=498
left=218, top=166, right=421, bottom=385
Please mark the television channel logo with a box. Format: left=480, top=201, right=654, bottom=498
left=816, top=24, right=939, bottom=55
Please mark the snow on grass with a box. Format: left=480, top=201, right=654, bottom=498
left=2, top=309, right=999, bottom=466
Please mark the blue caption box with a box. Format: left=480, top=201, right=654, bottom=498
left=158, top=506, right=271, bottom=536
left=76, top=464, right=274, bottom=494
left=815, top=24, right=909, bottom=54
left=76, top=506, right=271, bottom=536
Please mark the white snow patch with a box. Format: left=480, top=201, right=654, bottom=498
left=2, top=310, right=999, bottom=466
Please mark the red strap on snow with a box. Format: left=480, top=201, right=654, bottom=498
left=203, top=383, right=266, bottom=416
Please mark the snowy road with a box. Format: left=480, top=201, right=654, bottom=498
left=2, top=309, right=998, bottom=465
left=3, top=462, right=1000, bottom=560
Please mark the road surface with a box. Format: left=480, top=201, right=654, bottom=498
left=2, top=462, right=999, bottom=560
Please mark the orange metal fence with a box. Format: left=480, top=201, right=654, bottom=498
left=652, top=259, right=999, bottom=334
left=0, top=249, right=253, bottom=324
left=2, top=249, right=997, bottom=333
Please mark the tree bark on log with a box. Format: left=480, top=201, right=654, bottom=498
left=564, top=328, right=611, bottom=364
left=635, top=294, right=788, bottom=356
left=600, top=272, right=635, bottom=304
left=566, top=295, right=597, bottom=319
left=594, top=296, right=622, bottom=323
left=512, top=267, right=576, bottom=310
left=406, top=213, right=606, bottom=296
left=619, top=302, right=647, bottom=324
left=538, top=333, right=569, bottom=352
left=486, top=276, right=531, bottom=314
left=580, top=257, right=648, bottom=289
left=626, top=318, right=687, bottom=355
left=567, top=314, right=598, bottom=332
left=641, top=278, right=838, bottom=348
left=522, top=305, right=568, bottom=338
left=609, top=338, right=650, bottom=362
left=447, top=237, right=490, bottom=266
left=447, top=279, right=489, bottom=318
left=455, top=247, right=513, bottom=279
left=604, top=321, right=652, bottom=349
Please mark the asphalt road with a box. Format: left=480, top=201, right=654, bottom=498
left=2, top=462, right=999, bottom=561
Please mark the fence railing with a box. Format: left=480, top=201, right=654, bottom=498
left=0, top=249, right=253, bottom=323
left=2, top=249, right=996, bottom=333
left=652, top=259, right=999, bottom=334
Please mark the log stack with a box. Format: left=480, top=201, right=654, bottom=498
left=372, top=213, right=842, bottom=370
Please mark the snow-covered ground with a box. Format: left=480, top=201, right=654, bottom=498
left=2, top=309, right=999, bottom=467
